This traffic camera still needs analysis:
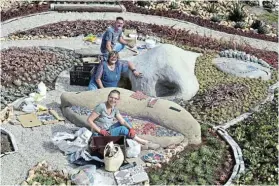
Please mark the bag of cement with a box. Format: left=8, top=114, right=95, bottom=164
left=126, top=139, right=141, bottom=158
left=71, top=165, right=96, bottom=186
left=52, top=127, right=92, bottom=155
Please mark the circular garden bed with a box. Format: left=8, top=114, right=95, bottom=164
left=1, top=18, right=278, bottom=185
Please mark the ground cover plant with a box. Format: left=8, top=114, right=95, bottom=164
left=228, top=89, right=278, bottom=185
left=22, top=161, right=73, bottom=185
left=0, top=46, right=81, bottom=109
left=1, top=1, right=49, bottom=22
left=123, top=1, right=278, bottom=42
left=8, top=20, right=278, bottom=68
left=148, top=124, right=233, bottom=185
left=181, top=53, right=278, bottom=125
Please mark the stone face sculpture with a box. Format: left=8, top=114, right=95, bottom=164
left=60, top=88, right=201, bottom=145
left=123, top=44, right=201, bottom=101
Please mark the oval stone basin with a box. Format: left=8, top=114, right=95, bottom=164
left=213, top=57, right=271, bottom=80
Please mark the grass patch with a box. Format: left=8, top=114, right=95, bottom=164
left=182, top=53, right=277, bottom=125
left=228, top=89, right=278, bottom=185
left=148, top=124, right=232, bottom=185
left=261, top=12, right=278, bottom=23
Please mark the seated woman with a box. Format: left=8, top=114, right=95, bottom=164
left=88, top=51, right=142, bottom=90
left=87, top=89, right=160, bottom=150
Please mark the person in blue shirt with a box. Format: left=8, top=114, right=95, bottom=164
left=88, top=51, right=142, bottom=90
left=100, top=17, right=134, bottom=61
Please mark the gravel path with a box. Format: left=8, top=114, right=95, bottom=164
left=0, top=90, right=77, bottom=185
left=0, top=89, right=116, bottom=185
left=1, top=12, right=277, bottom=52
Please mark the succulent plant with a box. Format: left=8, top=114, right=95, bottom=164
left=169, top=2, right=179, bottom=10
left=251, top=20, right=265, bottom=29
left=205, top=2, right=219, bottom=13
left=228, top=2, right=247, bottom=22
left=190, top=10, right=199, bottom=16
left=211, top=15, right=222, bottom=23
left=234, top=22, right=247, bottom=29
left=136, top=1, right=151, bottom=7
left=258, top=26, right=270, bottom=34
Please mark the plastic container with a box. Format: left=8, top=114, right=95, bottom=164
left=70, top=65, right=94, bottom=86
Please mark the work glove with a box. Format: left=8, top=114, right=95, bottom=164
left=128, top=128, right=136, bottom=138
left=100, top=129, right=110, bottom=136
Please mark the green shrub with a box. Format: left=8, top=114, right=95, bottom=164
left=211, top=15, right=222, bottom=23
left=169, top=2, right=179, bottom=9
left=251, top=20, right=264, bottom=29
left=258, top=26, right=270, bottom=34
left=263, top=1, right=275, bottom=9
left=228, top=2, right=247, bottom=22
left=191, top=10, right=199, bottom=15
left=244, top=0, right=259, bottom=6
left=136, top=1, right=151, bottom=7
left=206, top=2, right=219, bottom=13
left=234, top=21, right=247, bottom=29
left=181, top=0, right=191, bottom=5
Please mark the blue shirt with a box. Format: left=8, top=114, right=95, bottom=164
left=100, top=26, right=123, bottom=54
left=94, top=60, right=129, bottom=88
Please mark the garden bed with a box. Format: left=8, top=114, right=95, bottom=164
left=8, top=20, right=278, bottom=68
left=123, top=1, right=278, bottom=42
left=228, top=89, right=278, bottom=185
left=0, top=46, right=82, bottom=110
left=148, top=124, right=234, bottom=185
left=179, top=53, right=277, bottom=124
left=3, top=21, right=277, bottom=121
left=1, top=1, right=49, bottom=22
left=1, top=1, right=278, bottom=43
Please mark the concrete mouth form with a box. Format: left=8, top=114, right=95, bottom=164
left=0, top=127, right=18, bottom=157
left=60, top=88, right=202, bottom=145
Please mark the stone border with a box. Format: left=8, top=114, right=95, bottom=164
left=217, top=128, right=245, bottom=186
left=219, top=49, right=274, bottom=70
left=0, top=127, right=18, bottom=157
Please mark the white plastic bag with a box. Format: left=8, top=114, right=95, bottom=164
left=126, top=139, right=141, bottom=158
left=38, top=81, right=47, bottom=96
left=22, top=102, right=37, bottom=113
left=71, top=165, right=96, bottom=186
left=52, top=128, right=92, bottom=155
